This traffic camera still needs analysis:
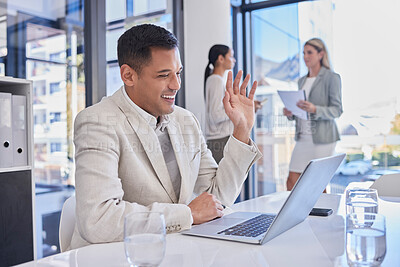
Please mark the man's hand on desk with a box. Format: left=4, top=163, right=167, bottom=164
left=188, top=192, right=224, bottom=225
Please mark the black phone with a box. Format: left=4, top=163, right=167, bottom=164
left=309, top=208, right=333, bottom=217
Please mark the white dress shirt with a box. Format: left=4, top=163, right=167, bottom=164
left=299, top=77, right=316, bottom=135
left=123, top=87, right=181, bottom=199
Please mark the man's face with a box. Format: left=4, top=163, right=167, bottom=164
left=130, top=47, right=182, bottom=118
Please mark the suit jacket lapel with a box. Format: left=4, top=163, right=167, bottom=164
left=166, top=120, right=190, bottom=204
left=111, top=88, right=178, bottom=203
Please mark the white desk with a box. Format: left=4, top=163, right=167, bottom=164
left=18, top=192, right=400, bottom=267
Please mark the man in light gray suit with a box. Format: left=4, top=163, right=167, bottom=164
left=70, top=24, right=262, bottom=249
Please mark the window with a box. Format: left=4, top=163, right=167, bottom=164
left=105, top=0, right=174, bottom=95
left=24, top=22, right=85, bottom=187
left=33, top=80, right=47, bottom=104
left=2, top=0, right=85, bottom=258
left=50, top=142, right=62, bottom=153
left=49, top=51, right=66, bottom=62
left=251, top=3, right=311, bottom=195
left=49, top=112, right=61, bottom=123
left=49, top=82, right=61, bottom=94
left=240, top=0, right=400, bottom=196
left=0, top=15, right=6, bottom=57
left=34, top=112, right=46, bottom=125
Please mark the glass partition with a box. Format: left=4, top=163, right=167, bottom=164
left=248, top=0, right=400, bottom=196
left=251, top=2, right=333, bottom=194
left=2, top=0, right=85, bottom=258
left=105, top=0, right=174, bottom=95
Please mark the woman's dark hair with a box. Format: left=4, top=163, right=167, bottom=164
left=117, top=24, right=178, bottom=74
left=204, top=44, right=230, bottom=98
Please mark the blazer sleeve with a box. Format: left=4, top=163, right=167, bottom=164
left=73, top=109, right=193, bottom=246
left=311, top=73, right=343, bottom=120
left=189, top=113, right=262, bottom=207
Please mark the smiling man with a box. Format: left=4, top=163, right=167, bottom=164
left=70, top=24, right=262, bottom=249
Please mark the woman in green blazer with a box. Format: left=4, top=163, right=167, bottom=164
left=284, top=38, right=343, bottom=190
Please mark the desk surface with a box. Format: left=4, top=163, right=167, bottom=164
left=18, top=192, right=400, bottom=267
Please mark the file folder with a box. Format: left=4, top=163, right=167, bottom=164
left=12, top=95, right=28, bottom=166
left=0, top=92, right=13, bottom=168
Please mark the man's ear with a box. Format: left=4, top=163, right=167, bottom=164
left=120, top=64, right=137, bottom=87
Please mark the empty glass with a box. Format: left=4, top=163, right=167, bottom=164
left=346, top=213, right=386, bottom=266
left=124, top=212, right=166, bottom=267
left=345, top=188, right=378, bottom=215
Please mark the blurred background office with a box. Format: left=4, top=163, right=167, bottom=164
left=0, top=0, right=399, bottom=261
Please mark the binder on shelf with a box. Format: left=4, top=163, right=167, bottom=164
left=0, top=92, right=13, bottom=168
left=12, top=95, right=28, bottom=167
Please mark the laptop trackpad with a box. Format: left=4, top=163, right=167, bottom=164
left=183, top=212, right=264, bottom=235
left=204, top=212, right=261, bottom=227
left=188, top=218, right=246, bottom=235
left=208, top=217, right=246, bottom=226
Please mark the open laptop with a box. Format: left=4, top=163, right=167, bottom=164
left=181, top=153, right=346, bottom=245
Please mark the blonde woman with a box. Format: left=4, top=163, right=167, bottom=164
left=284, top=38, right=343, bottom=190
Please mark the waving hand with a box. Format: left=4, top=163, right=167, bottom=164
left=223, top=70, right=258, bottom=144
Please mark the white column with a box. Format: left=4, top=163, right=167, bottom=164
left=183, top=0, right=231, bottom=130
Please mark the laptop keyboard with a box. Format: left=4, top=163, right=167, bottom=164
left=217, top=214, right=276, bottom=237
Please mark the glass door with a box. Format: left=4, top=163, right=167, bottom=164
left=250, top=1, right=334, bottom=195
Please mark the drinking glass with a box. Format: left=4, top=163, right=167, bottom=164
left=346, top=213, right=386, bottom=266
left=124, top=212, right=166, bottom=267
left=345, top=188, right=378, bottom=215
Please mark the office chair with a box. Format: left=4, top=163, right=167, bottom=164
left=59, top=195, right=76, bottom=252
left=370, top=173, right=400, bottom=198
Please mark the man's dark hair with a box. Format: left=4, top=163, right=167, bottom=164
left=117, top=24, right=179, bottom=74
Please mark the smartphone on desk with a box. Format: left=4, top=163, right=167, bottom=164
left=309, top=208, right=333, bottom=217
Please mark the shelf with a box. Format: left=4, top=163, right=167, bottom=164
left=0, top=166, right=33, bottom=173
left=0, top=76, right=35, bottom=265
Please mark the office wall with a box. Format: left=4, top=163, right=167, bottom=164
left=183, top=0, right=231, bottom=129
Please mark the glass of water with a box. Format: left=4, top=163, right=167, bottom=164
left=346, top=188, right=378, bottom=214
left=124, top=212, right=166, bottom=267
left=346, top=213, right=386, bottom=266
